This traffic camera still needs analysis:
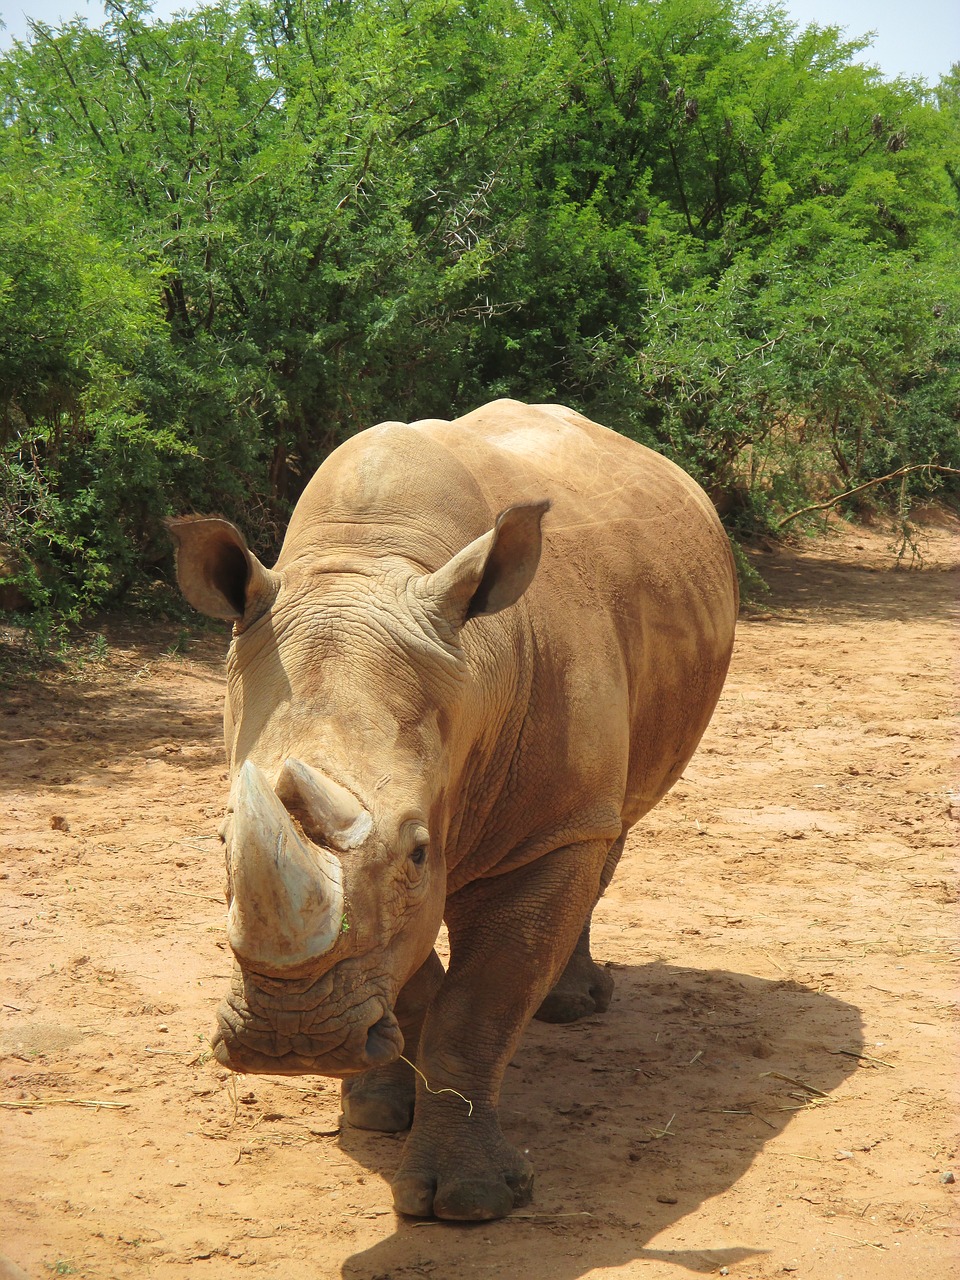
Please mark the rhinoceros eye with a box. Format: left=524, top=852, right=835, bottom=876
left=403, top=823, right=430, bottom=878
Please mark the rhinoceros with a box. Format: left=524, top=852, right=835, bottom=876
left=167, top=398, right=737, bottom=1221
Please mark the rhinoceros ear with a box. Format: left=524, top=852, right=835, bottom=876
left=423, top=500, right=550, bottom=627
left=165, top=515, right=280, bottom=625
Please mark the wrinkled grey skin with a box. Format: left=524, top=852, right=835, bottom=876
left=168, top=399, right=738, bottom=1221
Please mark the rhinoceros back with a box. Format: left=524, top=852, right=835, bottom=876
left=410, top=400, right=738, bottom=831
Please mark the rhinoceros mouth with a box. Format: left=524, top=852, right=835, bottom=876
left=211, top=992, right=404, bottom=1078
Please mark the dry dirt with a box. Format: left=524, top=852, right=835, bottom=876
left=1, top=516, right=958, bottom=1280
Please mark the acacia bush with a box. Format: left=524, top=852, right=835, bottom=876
left=0, top=0, right=957, bottom=625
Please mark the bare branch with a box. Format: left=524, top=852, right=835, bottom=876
left=776, top=465, right=960, bottom=529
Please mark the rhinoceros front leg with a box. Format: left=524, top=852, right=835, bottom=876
left=392, top=839, right=609, bottom=1220
left=534, top=832, right=625, bottom=1024
left=341, top=949, right=445, bottom=1132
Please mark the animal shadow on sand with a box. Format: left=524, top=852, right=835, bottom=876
left=338, top=960, right=863, bottom=1279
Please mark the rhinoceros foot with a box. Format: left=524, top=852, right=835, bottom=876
left=534, top=949, right=614, bottom=1024
left=392, top=1102, right=533, bottom=1220
left=341, top=1059, right=415, bottom=1132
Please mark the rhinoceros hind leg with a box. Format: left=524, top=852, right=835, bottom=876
left=341, top=1060, right=415, bottom=1131
left=534, top=832, right=624, bottom=1024
left=533, top=921, right=614, bottom=1023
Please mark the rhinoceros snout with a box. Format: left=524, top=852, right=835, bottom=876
left=210, top=985, right=403, bottom=1078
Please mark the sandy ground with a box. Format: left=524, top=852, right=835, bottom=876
left=1, top=515, right=957, bottom=1280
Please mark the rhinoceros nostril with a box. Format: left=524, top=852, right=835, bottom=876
left=364, top=1012, right=403, bottom=1067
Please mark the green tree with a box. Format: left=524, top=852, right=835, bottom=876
left=0, top=139, right=176, bottom=619
left=0, top=0, right=956, bottom=629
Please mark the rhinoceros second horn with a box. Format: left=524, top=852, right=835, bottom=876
left=275, top=757, right=373, bottom=851
left=227, top=760, right=345, bottom=972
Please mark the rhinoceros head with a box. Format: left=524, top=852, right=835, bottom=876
left=166, top=500, right=548, bottom=1077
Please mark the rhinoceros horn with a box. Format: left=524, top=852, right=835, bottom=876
left=275, top=758, right=373, bottom=852
left=226, top=760, right=345, bottom=973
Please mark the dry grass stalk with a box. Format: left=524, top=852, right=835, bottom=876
left=399, top=1054, right=474, bottom=1116
left=702, top=1107, right=776, bottom=1129
left=414, top=1211, right=595, bottom=1227
left=828, top=1048, right=895, bottom=1069
left=511, top=1211, right=595, bottom=1221
left=751, top=1110, right=778, bottom=1130
left=647, top=1113, right=677, bottom=1139
left=0, top=1097, right=131, bottom=1110
left=165, top=888, right=224, bottom=905
left=826, top=1232, right=887, bottom=1250
left=761, top=1070, right=829, bottom=1097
